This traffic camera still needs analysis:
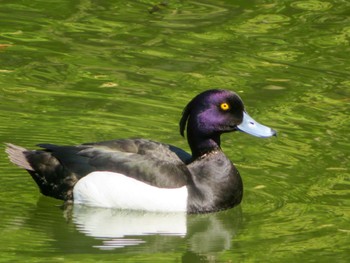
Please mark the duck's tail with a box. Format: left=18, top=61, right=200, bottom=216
left=5, top=143, right=34, bottom=171
left=5, top=143, right=76, bottom=201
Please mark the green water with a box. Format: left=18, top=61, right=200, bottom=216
left=0, top=0, right=349, bottom=262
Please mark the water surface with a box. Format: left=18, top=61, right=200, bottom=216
left=0, top=0, right=349, bottom=262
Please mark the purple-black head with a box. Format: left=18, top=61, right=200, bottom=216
left=179, top=89, right=276, bottom=157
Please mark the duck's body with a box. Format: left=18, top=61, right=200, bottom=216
left=6, top=89, right=276, bottom=213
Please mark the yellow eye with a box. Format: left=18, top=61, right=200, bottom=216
left=220, top=102, right=230, bottom=111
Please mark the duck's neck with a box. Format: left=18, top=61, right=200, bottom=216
left=187, top=128, right=221, bottom=159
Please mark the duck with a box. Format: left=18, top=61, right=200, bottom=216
left=6, top=89, right=276, bottom=213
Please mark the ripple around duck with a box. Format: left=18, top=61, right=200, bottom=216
left=243, top=187, right=287, bottom=218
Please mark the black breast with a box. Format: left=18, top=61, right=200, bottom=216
left=186, top=151, right=243, bottom=213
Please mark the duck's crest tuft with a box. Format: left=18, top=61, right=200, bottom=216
left=179, top=101, right=192, bottom=137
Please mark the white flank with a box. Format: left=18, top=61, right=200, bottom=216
left=73, top=171, right=188, bottom=212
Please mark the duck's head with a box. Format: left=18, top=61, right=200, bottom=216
left=180, top=89, right=276, bottom=157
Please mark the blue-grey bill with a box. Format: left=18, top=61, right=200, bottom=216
left=237, top=112, right=277, bottom=138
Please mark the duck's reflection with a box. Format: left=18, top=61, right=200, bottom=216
left=71, top=204, right=242, bottom=252
left=25, top=197, right=242, bottom=261
left=73, top=206, right=187, bottom=249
